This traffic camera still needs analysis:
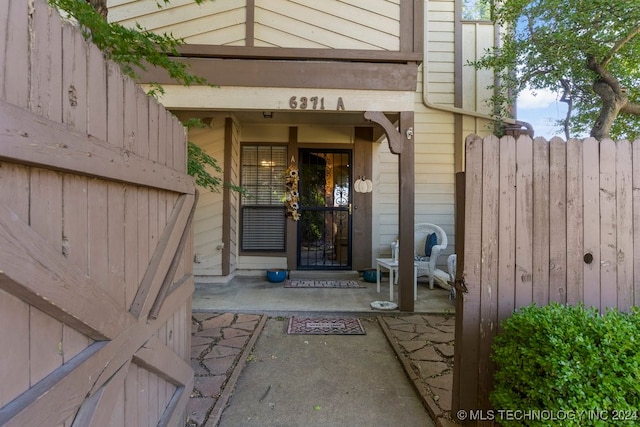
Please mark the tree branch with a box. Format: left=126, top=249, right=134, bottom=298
left=559, top=79, right=573, bottom=140
left=621, top=102, right=640, bottom=116
left=587, top=55, right=623, bottom=94
left=602, top=24, right=640, bottom=68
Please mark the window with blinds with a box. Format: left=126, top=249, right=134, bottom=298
left=240, top=145, right=288, bottom=251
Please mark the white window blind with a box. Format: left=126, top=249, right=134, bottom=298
left=240, top=145, right=287, bottom=251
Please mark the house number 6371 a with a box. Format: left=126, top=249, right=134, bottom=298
left=289, top=96, right=345, bottom=111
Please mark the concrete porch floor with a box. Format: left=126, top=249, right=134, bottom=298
left=189, top=271, right=459, bottom=427
left=192, top=271, right=455, bottom=315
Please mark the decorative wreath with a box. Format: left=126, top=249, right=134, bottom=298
left=285, top=158, right=300, bottom=220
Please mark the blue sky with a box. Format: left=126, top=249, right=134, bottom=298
left=516, top=88, right=568, bottom=139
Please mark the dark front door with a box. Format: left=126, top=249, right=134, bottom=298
left=297, top=149, right=352, bottom=269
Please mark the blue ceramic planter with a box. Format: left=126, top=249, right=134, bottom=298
left=266, top=269, right=287, bottom=283
left=363, top=269, right=377, bottom=283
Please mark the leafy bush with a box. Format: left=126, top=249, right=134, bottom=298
left=490, top=303, right=640, bottom=427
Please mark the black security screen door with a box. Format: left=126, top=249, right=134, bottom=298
left=297, top=150, right=352, bottom=269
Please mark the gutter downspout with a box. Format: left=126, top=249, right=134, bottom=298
left=421, top=0, right=533, bottom=135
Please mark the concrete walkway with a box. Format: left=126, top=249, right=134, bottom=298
left=186, top=312, right=456, bottom=427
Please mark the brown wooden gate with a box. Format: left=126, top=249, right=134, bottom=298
left=0, top=1, right=195, bottom=425
left=453, top=134, right=640, bottom=423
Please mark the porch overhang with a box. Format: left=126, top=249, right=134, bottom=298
left=149, top=85, right=415, bottom=114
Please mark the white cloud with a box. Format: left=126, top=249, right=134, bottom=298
left=517, top=87, right=560, bottom=110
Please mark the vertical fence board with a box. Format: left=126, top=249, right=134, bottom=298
left=125, top=186, right=139, bottom=309
left=124, top=78, right=138, bottom=154
left=0, top=290, right=30, bottom=407
left=137, top=367, right=149, bottom=426
left=0, top=1, right=8, bottom=97
left=478, top=135, right=499, bottom=408
left=549, top=137, right=567, bottom=302
left=149, top=99, right=159, bottom=163
left=158, top=108, right=168, bottom=166
left=124, top=365, right=139, bottom=427
left=61, top=324, right=90, bottom=365
left=616, top=140, right=633, bottom=310
left=599, top=139, right=617, bottom=309
left=497, top=136, right=516, bottom=325
left=108, top=183, right=126, bottom=307
left=566, top=138, right=584, bottom=304
left=583, top=137, right=601, bottom=309
left=515, top=136, right=533, bottom=307
left=456, top=135, right=483, bottom=411
left=137, top=188, right=150, bottom=294
left=2, top=0, right=29, bottom=106
left=0, top=164, right=31, bottom=404
left=29, top=1, right=63, bottom=121
left=63, top=175, right=89, bottom=272
left=87, top=43, right=108, bottom=141
left=62, top=174, right=92, bottom=361
left=29, top=308, right=63, bottom=385
left=149, top=190, right=159, bottom=260
left=88, top=179, right=110, bottom=295
left=148, top=372, right=159, bottom=427
left=62, top=23, right=88, bottom=132
left=532, top=137, right=550, bottom=304
left=107, top=62, right=125, bottom=148
left=164, top=110, right=176, bottom=169
left=633, top=140, right=640, bottom=306
left=29, top=168, right=65, bottom=383
left=174, top=117, right=186, bottom=171
left=30, top=168, right=63, bottom=247
left=136, top=87, right=150, bottom=159
left=0, top=163, right=30, bottom=219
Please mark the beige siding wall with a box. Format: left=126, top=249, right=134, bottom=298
left=424, top=0, right=455, bottom=106
left=254, top=0, right=400, bottom=49
left=461, top=22, right=495, bottom=114
left=192, top=118, right=225, bottom=276
left=107, top=0, right=247, bottom=45
left=108, top=0, right=399, bottom=49
left=372, top=140, right=399, bottom=261
left=400, top=0, right=495, bottom=263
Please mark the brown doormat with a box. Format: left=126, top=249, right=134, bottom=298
left=287, top=317, right=366, bottom=335
left=284, top=279, right=364, bottom=288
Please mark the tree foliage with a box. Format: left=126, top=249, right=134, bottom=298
left=49, top=0, right=230, bottom=193
left=49, top=0, right=209, bottom=97
left=472, top=0, right=640, bottom=140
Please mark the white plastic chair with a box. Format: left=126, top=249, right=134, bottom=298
left=414, top=223, right=448, bottom=289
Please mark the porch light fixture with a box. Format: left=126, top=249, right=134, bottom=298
left=406, top=127, right=414, bottom=139
left=263, top=111, right=273, bottom=118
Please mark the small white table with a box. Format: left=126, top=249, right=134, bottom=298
left=375, top=258, right=418, bottom=301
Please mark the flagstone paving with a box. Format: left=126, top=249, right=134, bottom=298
left=186, top=313, right=456, bottom=427
left=379, top=314, right=457, bottom=426
left=187, top=313, right=266, bottom=427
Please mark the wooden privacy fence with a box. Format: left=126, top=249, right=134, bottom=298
left=453, top=134, right=640, bottom=420
left=0, top=0, right=195, bottom=425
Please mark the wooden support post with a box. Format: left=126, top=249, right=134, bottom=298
left=365, top=111, right=415, bottom=311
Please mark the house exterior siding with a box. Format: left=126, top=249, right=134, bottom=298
left=109, top=0, right=401, bottom=49
left=108, top=0, right=497, bottom=279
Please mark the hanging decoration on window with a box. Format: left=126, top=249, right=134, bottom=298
left=285, top=156, right=300, bottom=220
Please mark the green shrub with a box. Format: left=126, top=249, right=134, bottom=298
left=490, top=303, right=640, bottom=427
